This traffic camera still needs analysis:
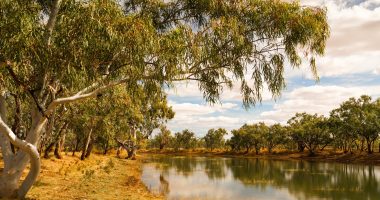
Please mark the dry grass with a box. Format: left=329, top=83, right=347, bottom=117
left=24, top=153, right=162, bottom=200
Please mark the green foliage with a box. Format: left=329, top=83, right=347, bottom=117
left=288, top=113, right=332, bottom=155
left=173, top=129, right=197, bottom=150
left=265, top=124, right=289, bottom=153
left=204, top=128, right=227, bottom=150
left=330, top=95, right=380, bottom=153
left=151, top=126, right=173, bottom=150
left=228, top=123, right=267, bottom=154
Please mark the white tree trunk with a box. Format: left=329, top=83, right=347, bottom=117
left=81, top=129, right=92, bottom=160
left=0, top=93, right=46, bottom=198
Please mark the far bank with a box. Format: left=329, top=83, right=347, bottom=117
left=140, top=149, right=380, bottom=166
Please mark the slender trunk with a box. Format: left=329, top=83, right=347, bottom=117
left=127, top=147, right=137, bottom=160
left=54, top=123, right=67, bottom=159
left=360, top=139, right=364, bottom=152
left=103, top=140, right=109, bottom=155
left=268, top=146, right=273, bottom=153
left=72, top=136, right=80, bottom=156
left=85, top=140, right=94, bottom=158
left=81, top=129, right=92, bottom=160
left=44, top=142, right=55, bottom=159
left=127, top=127, right=137, bottom=160
left=103, top=144, right=108, bottom=155
left=297, top=141, right=305, bottom=152
left=116, top=146, right=122, bottom=158
left=367, top=140, right=372, bottom=154
left=245, top=146, right=249, bottom=154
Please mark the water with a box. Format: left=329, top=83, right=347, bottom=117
left=141, top=155, right=380, bottom=200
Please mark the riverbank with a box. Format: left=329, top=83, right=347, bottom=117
left=140, top=149, right=380, bottom=166
left=25, top=154, right=162, bottom=200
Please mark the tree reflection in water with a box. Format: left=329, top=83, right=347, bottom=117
left=142, top=156, right=380, bottom=200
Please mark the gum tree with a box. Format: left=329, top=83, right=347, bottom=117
left=0, top=0, right=328, bottom=198
left=264, top=123, right=288, bottom=153
left=288, top=113, right=331, bottom=156
left=204, top=128, right=227, bottom=151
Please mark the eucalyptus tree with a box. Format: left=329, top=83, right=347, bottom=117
left=155, top=126, right=173, bottom=150
left=204, top=128, right=227, bottom=151
left=331, top=96, right=380, bottom=154
left=0, top=0, right=328, bottom=198
left=264, top=124, right=288, bottom=153
left=245, top=123, right=267, bottom=154
left=173, top=129, right=197, bottom=150
left=288, top=113, right=332, bottom=156
left=229, top=123, right=266, bottom=154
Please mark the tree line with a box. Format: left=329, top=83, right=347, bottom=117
left=148, top=95, right=380, bottom=155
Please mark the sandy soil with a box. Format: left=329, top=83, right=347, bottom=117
left=11, top=153, right=163, bottom=200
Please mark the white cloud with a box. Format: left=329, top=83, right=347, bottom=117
left=285, top=0, right=380, bottom=78
left=166, top=101, right=241, bottom=135
left=260, top=85, right=380, bottom=123
left=167, top=80, right=275, bottom=102
left=169, top=101, right=238, bottom=116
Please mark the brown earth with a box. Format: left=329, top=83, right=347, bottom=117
left=1, top=153, right=163, bottom=200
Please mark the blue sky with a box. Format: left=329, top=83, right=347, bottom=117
left=165, top=0, right=380, bottom=137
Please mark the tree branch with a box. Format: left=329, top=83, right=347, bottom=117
left=44, top=0, right=61, bottom=46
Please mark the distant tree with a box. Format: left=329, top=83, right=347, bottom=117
left=155, top=126, right=173, bottom=150
left=229, top=123, right=266, bottom=154
left=204, top=128, right=227, bottom=151
left=173, top=129, right=197, bottom=150
left=264, top=124, right=288, bottom=153
left=288, top=113, right=332, bottom=156
left=330, top=96, right=380, bottom=154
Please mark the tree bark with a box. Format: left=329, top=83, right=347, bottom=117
left=54, top=123, right=67, bottom=159
left=0, top=107, right=43, bottom=198
left=85, top=140, right=94, bottom=158
left=367, top=140, right=373, bottom=154
left=72, top=135, right=80, bottom=156
left=81, top=129, right=92, bottom=160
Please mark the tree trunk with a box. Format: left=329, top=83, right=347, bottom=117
left=0, top=95, right=47, bottom=198
left=245, top=146, right=250, bottom=154
left=127, top=147, right=137, bottom=160
left=44, top=142, right=55, bottom=159
left=127, top=126, right=137, bottom=160
left=103, top=142, right=109, bottom=155
left=367, top=140, right=372, bottom=154
left=297, top=141, right=305, bottom=152
left=72, top=136, right=80, bottom=156
left=81, top=129, right=92, bottom=160
left=54, top=124, right=67, bottom=159
left=85, top=140, right=94, bottom=158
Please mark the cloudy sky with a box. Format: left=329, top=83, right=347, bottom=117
left=166, top=0, right=380, bottom=137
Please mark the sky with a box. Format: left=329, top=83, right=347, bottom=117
left=165, top=0, right=380, bottom=137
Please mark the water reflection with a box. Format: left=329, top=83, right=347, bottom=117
left=141, top=156, right=380, bottom=200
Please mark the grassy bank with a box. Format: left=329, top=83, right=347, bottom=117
left=140, top=149, right=380, bottom=165
left=24, top=154, right=162, bottom=200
